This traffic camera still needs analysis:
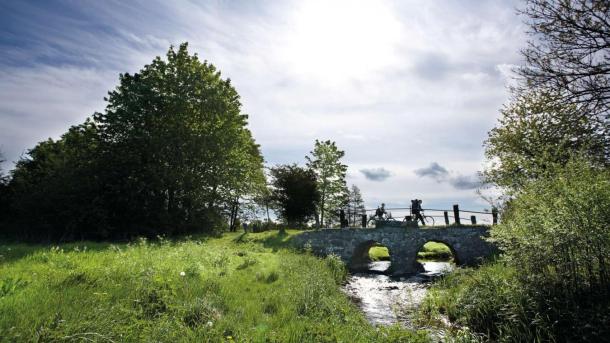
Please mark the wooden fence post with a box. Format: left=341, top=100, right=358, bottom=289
left=443, top=211, right=449, bottom=225
left=470, top=215, right=476, bottom=225
left=492, top=208, right=498, bottom=225
left=453, top=204, right=460, bottom=225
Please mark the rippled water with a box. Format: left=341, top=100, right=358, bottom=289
left=343, top=261, right=454, bottom=327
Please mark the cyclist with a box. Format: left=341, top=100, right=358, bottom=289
left=374, top=203, right=387, bottom=220
left=411, top=199, right=426, bottom=226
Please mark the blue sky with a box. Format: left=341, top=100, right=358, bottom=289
left=0, top=0, right=525, bottom=222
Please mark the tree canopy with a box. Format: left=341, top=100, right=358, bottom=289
left=4, top=43, right=265, bottom=240
left=306, top=140, right=348, bottom=227
left=269, top=164, right=320, bottom=227
left=484, top=90, right=608, bottom=191
left=518, top=0, right=610, bottom=120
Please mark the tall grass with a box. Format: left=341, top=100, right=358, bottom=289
left=0, top=231, right=429, bottom=342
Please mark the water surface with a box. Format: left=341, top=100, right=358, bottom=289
left=343, top=261, right=453, bottom=327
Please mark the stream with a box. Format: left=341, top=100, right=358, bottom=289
left=343, top=261, right=454, bottom=328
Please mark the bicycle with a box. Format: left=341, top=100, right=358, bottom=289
left=403, top=211, right=435, bottom=226
left=367, top=212, right=399, bottom=227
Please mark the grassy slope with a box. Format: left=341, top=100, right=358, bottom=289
left=416, top=242, right=452, bottom=261
left=0, top=231, right=428, bottom=342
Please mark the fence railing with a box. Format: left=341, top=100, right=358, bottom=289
left=350, top=204, right=498, bottom=227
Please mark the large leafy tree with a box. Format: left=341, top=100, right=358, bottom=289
left=94, top=43, right=264, bottom=235
left=518, top=0, right=610, bottom=120
left=269, top=164, right=319, bottom=227
left=306, top=140, right=348, bottom=227
left=484, top=90, right=607, bottom=192
left=6, top=43, right=264, bottom=240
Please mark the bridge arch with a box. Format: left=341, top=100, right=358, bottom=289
left=291, top=226, right=496, bottom=275
left=415, top=240, right=458, bottom=264
left=349, top=240, right=392, bottom=273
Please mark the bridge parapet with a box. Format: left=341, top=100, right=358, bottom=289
left=291, top=225, right=497, bottom=275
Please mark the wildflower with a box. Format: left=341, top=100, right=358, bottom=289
left=206, top=321, right=213, bottom=327
left=180, top=271, right=186, bottom=277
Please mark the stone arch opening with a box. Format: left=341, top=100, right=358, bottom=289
left=415, top=240, right=457, bottom=275
left=350, top=240, right=392, bottom=274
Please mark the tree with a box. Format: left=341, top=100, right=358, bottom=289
left=484, top=90, right=608, bottom=191
left=491, top=158, right=610, bottom=339
left=269, top=164, right=319, bottom=227
left=517, top=0, right=610, bottom=120
left=95, top=43, right=265, bottom=235
left=306, top=140, right=348, bottom=227
left=0, top=151, right=10, bottom=230
left=5, top=43, right=265, bottom=240
left=347, top=185, right=366, bottom=226
left=8, top=120, right=105, bottom=240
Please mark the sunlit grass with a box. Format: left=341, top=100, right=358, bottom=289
left=368, top=245, right=390, bottom=261
left=0, top=230, right=429, bottom=342
left=417, top=242, right=452, bottom=262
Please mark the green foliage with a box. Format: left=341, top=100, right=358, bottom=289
left=269, top=164, right=320, bottom=227
left=306, top=140, right=348, bottom=227
left=493, top=159, right=610, bottom=298
left=419, top=262, right=551, bottom=342
left=484, top=90, right=608, bottom=192
left=0, top=231, right=427, bottom=342
left=7, top=120, right=106, bottom=240
left=95, top=42, right=265, bottom=236
left=5, top=43, right=265, bottom=240
left=422, top=160, right=610, bottom=342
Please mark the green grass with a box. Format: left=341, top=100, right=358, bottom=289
left=368, top=245, right=390, bottom=261
left=417, top=261, right=554, bottom=342
left=0, top=231, right=429, bottom=342
left=416, top=242, right=453, bottom=261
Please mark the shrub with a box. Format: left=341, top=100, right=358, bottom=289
left=493, top=159, right=609, bottom=302
left=421, top=159, right=610, bottom=342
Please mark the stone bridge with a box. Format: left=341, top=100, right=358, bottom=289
left=291, top=225, right=497, bottom=275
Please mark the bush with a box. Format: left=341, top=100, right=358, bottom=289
left=493, top=159, right=609, bottom=301
left=422, top=160, right=610, bottom=342
left=419, top=262, right=557, bottom=342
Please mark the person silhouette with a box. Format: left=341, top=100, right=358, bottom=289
left=411, top=199, right=425, bottom=225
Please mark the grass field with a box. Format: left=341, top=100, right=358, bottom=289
left=368, top=245, right=390, bottom=261
left=416, top=242, right=453, bottom=261
left=0, top=231, right=428, bottom=342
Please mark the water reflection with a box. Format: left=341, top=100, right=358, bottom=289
left=343, top=261, right=454, bottom=327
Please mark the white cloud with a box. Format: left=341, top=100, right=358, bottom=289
left=0, top=0, right=525, bottom=211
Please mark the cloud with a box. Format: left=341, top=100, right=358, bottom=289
left=414, top=162, right=482, bottom=190
left=0, top=0, right=525, bottom=210
left=449, top=174, right=482, bottom=190
left=360, top=168, right=392, bottom=181
left=414, top=162, right=448, bottom=181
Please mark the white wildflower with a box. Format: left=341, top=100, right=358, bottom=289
left=179, top=271, right=186, bottom=277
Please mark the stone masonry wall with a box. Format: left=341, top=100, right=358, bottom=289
left=291, top=225, right=496, bottom=275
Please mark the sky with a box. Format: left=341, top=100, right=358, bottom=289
left=0, top=0, right=526, bottom=222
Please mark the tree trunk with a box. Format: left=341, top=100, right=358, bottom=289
left=320, top=192, right=325, bottom=229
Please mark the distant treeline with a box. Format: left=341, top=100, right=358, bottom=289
left=0, top=44, right=266, bottom=241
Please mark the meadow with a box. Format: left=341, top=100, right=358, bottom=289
left=0, top=231, right=429, bottom=342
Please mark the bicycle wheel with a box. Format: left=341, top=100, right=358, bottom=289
left=424, top=216, right=435, bottom=226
